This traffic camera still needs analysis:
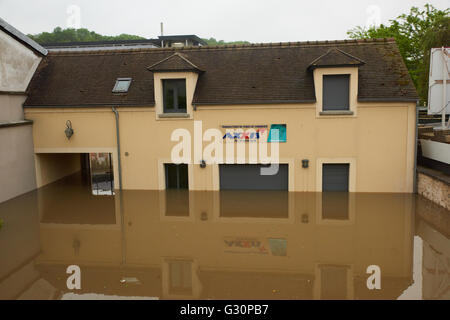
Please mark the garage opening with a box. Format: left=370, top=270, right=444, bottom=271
left=219, top=164, right=288, bottom=191
left=35, top=152, right=115, bottom=196
left=35, top=152, right=116, bottom=224
left=322, top=164, right=349, bottom=220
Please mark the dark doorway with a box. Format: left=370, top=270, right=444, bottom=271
left=165, top=164, right=189, bottom=189
left=322, top=164, right=349, bottom=192
left=322, top=164, right=350, bottom=220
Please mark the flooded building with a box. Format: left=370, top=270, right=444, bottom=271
left=22, top=38, right=418, bottom=193
left=0, top=18, right=48, bottom=203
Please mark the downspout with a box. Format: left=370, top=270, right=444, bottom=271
left=112, top=107, right=123, bottom=190
left=413, top=101, right=419, bottom=194
left=112, top=107, right=126, bottom=268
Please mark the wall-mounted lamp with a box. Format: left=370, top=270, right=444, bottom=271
left=200, top=160, right=206, bottom=168
left=65, top=120, right=74, bottom=140
left=200, top=212, right=208, bottom=221
left=302, top=159, right=309, bottom=169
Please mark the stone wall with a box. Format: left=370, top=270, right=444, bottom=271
left=417, top=166, right=450, bottom=211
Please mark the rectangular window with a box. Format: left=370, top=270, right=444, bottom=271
left=322, top=164, right=349, bottom=192
left=322, top=164, right=350, bottom=220
left=323, top=75, right=350, bottom=111
left=320, top=265, right=348, bottom=300
left=163, top=79, right=187, bottom=113
left=169, top=260, right=193, bottom=295
left=165, top=164, right=188, bottom=189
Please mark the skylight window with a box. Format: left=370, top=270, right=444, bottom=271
left=112, top=78, right=132, bottom=93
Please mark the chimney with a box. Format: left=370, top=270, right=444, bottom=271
left=160, top=22, right=164, bottom=36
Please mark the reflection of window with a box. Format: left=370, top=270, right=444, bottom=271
left=165, top=190, right=189, bottom=217
left=268, top=124, right=287, bottom=143
left=320, top=265, right=348, bottom=300
left=163, top=79, right=187, bottom=113
left=323, top=75, right=350, bottom=111
left=165, top=164, right=188, bottom=189
left=220, top=191, right=288, bottom=218
left=169, top=261, right=192, bottom=295
left=322, top=192, right=349, bottom=220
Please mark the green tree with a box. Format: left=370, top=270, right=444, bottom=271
left=202, top=37, right=250, bottom=46
left=28, top=27, right=145, bottom=44
left=347, top=4, right=449, bottom=104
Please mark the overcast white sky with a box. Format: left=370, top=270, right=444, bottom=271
left=0, top=0, right=448, bottom=42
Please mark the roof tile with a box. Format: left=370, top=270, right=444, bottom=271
left=24, top=39, right=418, bottom=107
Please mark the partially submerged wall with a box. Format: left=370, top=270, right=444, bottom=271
left=417, top=166, right=450, bottom=211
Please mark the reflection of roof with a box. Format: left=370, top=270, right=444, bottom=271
left=0, top=17, right=47, bottom=56
left=24, top=38, right=418, bottom=108
left=147, top=52, right=204, bottom=72
left=308, top=47, right=365, bottom=70
left=158, top=35, right=207, bottom=45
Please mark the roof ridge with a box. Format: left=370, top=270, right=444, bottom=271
left=46, top=38, right=397, bottom=56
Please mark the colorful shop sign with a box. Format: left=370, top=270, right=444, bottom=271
left=222, top=125, right=268, bottom=142
left=222, top=124, right=286, bottom=143
left=223, top=237, right=287, bottom=256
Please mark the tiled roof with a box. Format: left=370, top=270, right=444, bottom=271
left=24, top=38, right=418, bottom=107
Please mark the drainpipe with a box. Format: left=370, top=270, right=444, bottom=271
left=112, top=107, right=126, bottom=268
left=413, top=101, right=419, bottom=194
left=112, top=107, right=123, bottom=190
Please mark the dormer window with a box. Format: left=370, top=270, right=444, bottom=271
left=323, top=75, right=350, bottom=111
left=112, top=78, right=132, bottom=93
left=163, top=79, right=187, bottom=113
left=148, top=53, right=203, bottom=119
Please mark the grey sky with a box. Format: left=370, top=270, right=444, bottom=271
left=0, top=0, right=448, bottom=42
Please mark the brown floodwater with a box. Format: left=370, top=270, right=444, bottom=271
left=0, top=172, right=449, bottom=300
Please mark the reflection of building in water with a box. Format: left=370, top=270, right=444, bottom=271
left=2, top=176, right=448, bottom=300
left=417, top=219, right=450, bottom=300
left=0, top=192, right=58, bottom=299
left=28, top=184, right=417, bottom=299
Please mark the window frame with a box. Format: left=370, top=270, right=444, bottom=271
left=163, top=79, right=187, bottom=113
left=322, top=74, right=350, bottom=111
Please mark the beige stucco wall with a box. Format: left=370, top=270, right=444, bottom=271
left=0, top=30, right=42, bottom=93
left=24, top=100, right=416, bottom=193
left=0, top=28, right=43, bottom=203
left=0, top=94, right=27, bottom=121
left=0, top=124, right=37, bottom=203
